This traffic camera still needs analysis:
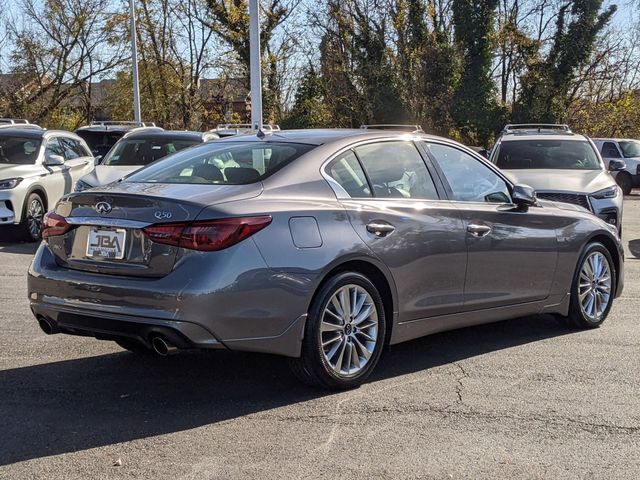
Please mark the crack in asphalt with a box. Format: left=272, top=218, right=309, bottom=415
left=452, top=362, right=469, bottom=405
left=256, top=402, right=639, bottom=437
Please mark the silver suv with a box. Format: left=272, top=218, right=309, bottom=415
left=592, top=138, right=640, bottom=195
left=0, top=124, right=94, bottom=241
left=490, top=124, right=624, bottom=233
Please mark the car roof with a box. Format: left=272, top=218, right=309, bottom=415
left=121, top=130, right=208, bottom=141
left=593, top=138, right=638, bottom=142
left=499, top=133, right=587, bottom=142
left=213, top=128, right=449, bottom=146
left=0, top=127, right=45, bottom=138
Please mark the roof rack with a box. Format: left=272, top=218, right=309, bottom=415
left=0, top=118, right=31, bottom=125
left=212, top=124, right=281, bottom=135
left=360, top=124, right=424, bottom=133
left=88, top=120, right=157, bottom=128
left=0, top=122, right=43, bottom=131
left=502, top=124, right=572, bottom=134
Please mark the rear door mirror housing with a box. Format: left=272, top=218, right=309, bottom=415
left=608, top=159, right=626, bottom=172
left=45, top=154, right=65, bottom=166
left=512, top=184, right=537, bottom=209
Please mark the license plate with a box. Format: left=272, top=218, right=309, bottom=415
left=86, top=228, right=126, bottom=259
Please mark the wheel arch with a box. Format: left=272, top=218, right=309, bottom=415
left=309, top=257, right=398, bottom=345
left=16, top=184, right=49, bottom=223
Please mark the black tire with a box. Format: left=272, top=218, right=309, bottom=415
left=289, top=272, right=386, bottom=389
left=19, top=192, right=45, bottom=242
left=115, top=338, right=152, bottom=354
left=563, top=242, right=616, bottom=329
left=616, top=172, right=632, bottom=196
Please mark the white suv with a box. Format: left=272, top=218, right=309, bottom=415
left=593, top=138, right=640, bottom=195
left=0, top=124, right=94, bottom=241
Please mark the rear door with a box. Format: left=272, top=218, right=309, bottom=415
left=326, top=140, right=468, bottom=320
left=424, top=141, right=558, bottom=310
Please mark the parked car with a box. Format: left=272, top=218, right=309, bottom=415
left=0, top=123, right=94, bottom=241
left=592, top=138, right=640, bottom=195
left=29, top=129, right=623, bottom=389
left=490, top=124, right=625, bottom=233
left=74, top=129, right=220, bottom=192
left=75, top=121, right=157, bottom=159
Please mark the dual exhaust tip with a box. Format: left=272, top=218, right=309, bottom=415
left=37, top=316, right=178, bottom=356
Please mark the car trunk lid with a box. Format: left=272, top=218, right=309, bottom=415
left=47, top=182, right=262, bottom=277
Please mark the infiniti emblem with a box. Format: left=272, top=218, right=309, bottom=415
left=95, top=201, right=112, bottom=214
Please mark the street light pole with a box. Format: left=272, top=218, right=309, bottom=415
left=129, top=0, right=141, bottom=123
left=249, top=0, right=262, bottom=132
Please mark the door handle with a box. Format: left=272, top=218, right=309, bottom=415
left=467, top=224, right=492, bottom=237
left=366, top=221, right=396, bottom=237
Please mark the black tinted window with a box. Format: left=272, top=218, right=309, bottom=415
left=328, top=151, right=371, bottom=197
left=495, top=139, right=601, bottom=170
left=354, top=141, right=438, bottom=199
left=427, top=143, right=511, bottom=203
left=45, top=138, right=65, bottom=161
left=0, top=136, right=41, bottom=165
left=103, top=138, right=200, bottom=166
left=601, top=142, right=621, bottom=158
left=126, top=141, right=315, bottom=185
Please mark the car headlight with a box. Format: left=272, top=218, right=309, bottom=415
left=74, top=180, right=94, bottom=192
left=0, top=178, right=23, bottom=190
left=591, top=186, right=619, bottom=199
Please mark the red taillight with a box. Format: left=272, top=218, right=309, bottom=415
left=142, top=216, right=272, bottom=251
left=42, top=212, right=71, bottom=239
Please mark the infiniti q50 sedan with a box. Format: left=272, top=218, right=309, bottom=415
left=28, top=129, right=624, bottom=389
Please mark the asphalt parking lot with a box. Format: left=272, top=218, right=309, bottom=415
left=1, top=199, right=639, bottom=480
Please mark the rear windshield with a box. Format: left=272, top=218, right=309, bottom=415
left=76, top=131, right=124, bottom=157
left=0, top=136, right=42, bottom=165
left=494, top=139, right=601, bottom=170
left=125, top=141, right=316, bottom=185
left=103, top=138, right=200, bottom=166
left=619, top=141, right=640, bottom=158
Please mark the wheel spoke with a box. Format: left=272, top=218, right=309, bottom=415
left=322, top=334, right=342, bottom=347
left=353, top=336, right=372, bottom=361
left=321, top=320, right=343, bottom=332
left=339, top=287, right=351, bottom=321
left=353, top=304, right=373, bottom=325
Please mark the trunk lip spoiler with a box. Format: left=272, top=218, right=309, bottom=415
left=65, top=217, right=152, bottom=229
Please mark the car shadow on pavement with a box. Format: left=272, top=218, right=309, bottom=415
left=0, top=314, right=571, bottom=466
left=627, top=239, right=640, bottom=259
left=0, top=240, right=39, bottom=255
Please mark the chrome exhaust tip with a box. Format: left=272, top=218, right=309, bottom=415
left=151, top=336, right=178, bottom=356
left=38, top=317, right=57, bottom=335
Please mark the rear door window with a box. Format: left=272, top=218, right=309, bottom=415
left=327, top=151, right=371, bottom=198
left=354, top=141, right=439, bottom=199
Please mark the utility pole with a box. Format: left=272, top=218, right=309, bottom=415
left=249, top=0, right=262, bottom=131
left=129, top=0, right=141, bottom=123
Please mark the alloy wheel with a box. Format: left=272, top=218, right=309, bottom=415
left=27, top=197, right=44, bottom=239
left=578, top=251, right=612, bottom=321
left=320, top=284, right=379, bottom=377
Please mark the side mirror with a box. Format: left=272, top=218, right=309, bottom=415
left=512, top=184, right=537, bottom=209
left=45, top=154, right=65, bottom=166
left=94, top=155, right=103, bottom=165
left=608, top=159, right=626, bottom=171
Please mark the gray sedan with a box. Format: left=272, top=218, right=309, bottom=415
left=28, top=129, right=624, bottom=389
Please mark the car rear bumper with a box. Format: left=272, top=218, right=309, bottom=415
left=28, top=242, right=313, bottom=357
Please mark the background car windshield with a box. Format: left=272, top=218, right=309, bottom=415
left=0, top=136, right=42, bottom=165
left=619, top=141, right=640, bottom=158
left=125, top=141, right=315, bottom=185
left=495, top=140, right=601, bottom=170
left=102, top=138, right=199, bottom=166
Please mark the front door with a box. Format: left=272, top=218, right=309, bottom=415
left=424, top=141, right=559, bottom=310
left=325, top=140, right=468, bottom=321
